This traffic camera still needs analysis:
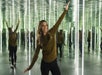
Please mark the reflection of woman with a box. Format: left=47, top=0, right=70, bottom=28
left=24, top=2, right=70, bottom=75
left=87, top=31, right=91, bottom=54
left=6, top=19, right=20, bottom=68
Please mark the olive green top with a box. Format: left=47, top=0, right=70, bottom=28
left=9, top=32, right=17, bottom=47
left=28, top=9, right=67, bottom=70
left=8, top=21, right=19, bottom=47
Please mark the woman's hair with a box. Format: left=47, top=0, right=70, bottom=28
left=38, top=20, right=48, bottom=35
left=8, top=27, right=12, bottom=32
left=37, top=20, right=48, bottom=45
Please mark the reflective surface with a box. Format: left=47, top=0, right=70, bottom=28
left=0, top=46, right=102, bottom=75
left=0, top=0, right=102, bottom=75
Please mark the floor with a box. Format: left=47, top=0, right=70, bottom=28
left=0, top=45, right=102, bottom=75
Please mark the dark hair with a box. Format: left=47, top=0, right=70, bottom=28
left=8, top=27, right=12, bottom=31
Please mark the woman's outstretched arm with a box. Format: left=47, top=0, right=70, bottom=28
left=49, top=1, right=70, bottom=34
left=24, top=45, right=40, bottom=73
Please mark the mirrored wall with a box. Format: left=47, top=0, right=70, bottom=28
left=0, top=0, right=102, bottom=75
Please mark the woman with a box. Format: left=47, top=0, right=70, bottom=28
left=6, top=19, right=20, bottom=68
left=24, top=1, right=70, bottom=75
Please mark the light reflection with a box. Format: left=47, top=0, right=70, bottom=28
left=48, top=0, right=51, bottom=28
left=94, top=2, right=97, bottom=54
left=98, top=1, right=101, bottom=60
left=18, top=0, right=21, bottom=51
left=0, top=0, right=102, bottom=75
left=73, top=0, right=79, bottom=75
left=34, top=0, right=38, bottom=49
left=82, top=0, right=85, bottom=75
left=0, top=0, right=2, bottom=53
left=42, top=0, right=44, bottom=20
left=44, top=1, right=46, bottom=20
left=53, top=0, right=56, bottom=24
left=24, top=0, right=27, bottom=53
left=12, top=0, right=15, bottom=27
left=28, top=0, right=31, bottom=75
left=90, top=4, right=93, bottom=54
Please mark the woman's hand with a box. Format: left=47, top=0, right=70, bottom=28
left=24, top=68, right=29, bottom=73
left=65, top=1, right=70, bottom=11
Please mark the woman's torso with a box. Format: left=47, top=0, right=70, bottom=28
left=40, top=32, right=57, bottom=63
left=9, top=32, right=17, bottom=47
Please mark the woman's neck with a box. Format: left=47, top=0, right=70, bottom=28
left=43, top=32, right=47, bottom=36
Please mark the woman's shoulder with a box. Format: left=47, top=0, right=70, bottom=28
left=48, top=28, right=55, bottom=35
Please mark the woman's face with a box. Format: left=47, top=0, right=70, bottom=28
left=41, top=22, right=48, bottom=34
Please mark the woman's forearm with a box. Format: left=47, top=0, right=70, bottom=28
left=27, top=46, right=40, bottom=70
left=49, top=2, right=70, bottom=34
left=28, top=54, right=38, bottom=70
